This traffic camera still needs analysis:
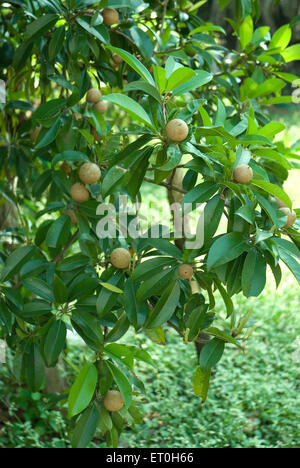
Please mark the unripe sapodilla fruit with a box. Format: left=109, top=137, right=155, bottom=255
left=178, top=264, right=194, bottom=280
left=103, top=390, right=124, bottom=412
left=70, top=183, right=90, bottom=203
left=102, top=8, right=119, bottom=26
left=166, top=119, right=189, bottom=142
left=279, top=207, right=296, bottom=229
left=86, top=88, right=102, bottom=103
left=110, top=248, right=131, bottom=269
left=64, top=209, right=77, bottom=225
left=79, top=162, right=101, bottom=185
left=233, top=164, right=253, bottom=184
left=112, top=53, right=123, bottom=65
left=93, top=101, right=108, bottom=114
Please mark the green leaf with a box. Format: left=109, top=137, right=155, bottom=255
left=0, top=246, right=36, bottom=282
left=123, top=80, right=161, bottom=103
left=23, top=278, right=54, bottom=302
left=72, top=310, right=103, bottom=348
left=24, top=344, right=45, bottom=392
left=96, top=274, right=123, bottom=319
left=53, top=275, right=68, bottom=304
left=205, top=327, right=242, bottom=347
left=270, top=25, right=292, bottom=50
left=44, top=320, right=67, bottom=367
left=76, top=17, right=109, bottom=44
left=251, top=180, right=292, bottom=210
left=166, top=68, right=196, bottom=93
left=106, top=361, right=132, bottom=409
left=98, top=405, right=113, bottom=434
left=153, top=66, right=167, bottom=94
left=146, top=281, right=180, bottom=329
left=281, top=44, right=300, bottom=62
left=71, top=403, right=99, bottom=448
left=49, top=25, right=65, bottom=61
left=238, top=16, right=253, bottom=49
left=45, top=215, right=71, bottom=248
left=131, top=257, right=177, bottom=282
left=193, top=366, right=211, bottom=403
left=204, top=195, right=225, bottom=242
left=200, top=338, right=225, bottom=372
left=207, top=232, right=249, bottom=270
left=52, top=151, right=90, bottom=166
left=182, top=181, right=219, bottom=206
left=104, top=94, right=155, bottom=130
left=214, top=279, right=234, bottom=317
left=24, top=14, right=58, bottom=42
left=129, top=26, right=154, bottom=60
left=68, top=363, right=98, bottom=418
left=35, top=118, right=62, bottom=149
left=33, top=99, right=66, bottom=123
left=107, top=46, right=155, bottom=86
left=242, top=248, right=267, bottom=297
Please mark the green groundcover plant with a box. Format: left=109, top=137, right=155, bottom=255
left=0, top=0, right=299, bottom=448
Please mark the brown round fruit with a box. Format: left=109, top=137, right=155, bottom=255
left=64, top=209, right=77, bottom=225
left=102, top=8, right=119, bottom=26
left=60, top=161, right=72, bottom=175
left=79, top=162, right=101, bottom=185
left=110, top=248, right=131, bottom=269
left=103, top=390, right=124, bottom=412
left=166, top=119, right=189, bottom=142
left=112, top=53, right=123, bottom=65
left=93, top=101, right=108, bottom=114
left=70, top=183, right=90, bottom=203
left=279, top=207, right=296, bottom=229
left=275, top=196, right=287, bottom=209
left=233, top=164, right=253, bottom=184
left=178, top=264, right=194, bottom=280
left=86, top=88, right=102, bottom=103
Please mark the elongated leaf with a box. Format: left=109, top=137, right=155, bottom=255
left=45, top=215, right=71, bottom=248
left=0, top=246, right=36, bottom=282
left=193, top=366, right=211, bottom=403
left=68, top=363, right=98, bottom=418
left=251, top=180, right=292, bottom=209
left=107, top=46, right=155, bottom=86
left=24, top=14, right=58, bottom=42
left=24, top=344, right=45, bottom=392
left=106, top=361, right=132, bottom=408
left=146, top=281, right=180, bottom=328
left=76, top=17, right=109, bottom=44
left=200, top=338, right=225, bottom=371
left=207, top=232, right=249, bottom=270
left=49, top=25, right=65, bottom=60
left=23, top=277, right=54, bottom=302
left=44, top=320, right=67, bottom=366
left=242, top=248, right=267, bottom=297
left=104, top=94, right=155, bottom=130
left=71, top=403, right=99, bottom=448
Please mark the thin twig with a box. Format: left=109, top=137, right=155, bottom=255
left=53, top=230, right=79, bottom=263
left=143, top=176, right=187, bottom=194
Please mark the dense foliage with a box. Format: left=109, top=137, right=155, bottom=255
left=0, top=0, right=299, bottom=448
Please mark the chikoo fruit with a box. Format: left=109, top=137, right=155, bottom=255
left=79, top=162, right=101, bottom=185
left=70, top=183, right=90, bottom=203
left=110, top=248, right=131, bottom=269
left=166, top=119, right=188, bottom=142
left=233, top=164, right=253, bottom=184
left=178, top=264, right=194, bottom=280
left=103, top=390, right=124, bottom=412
